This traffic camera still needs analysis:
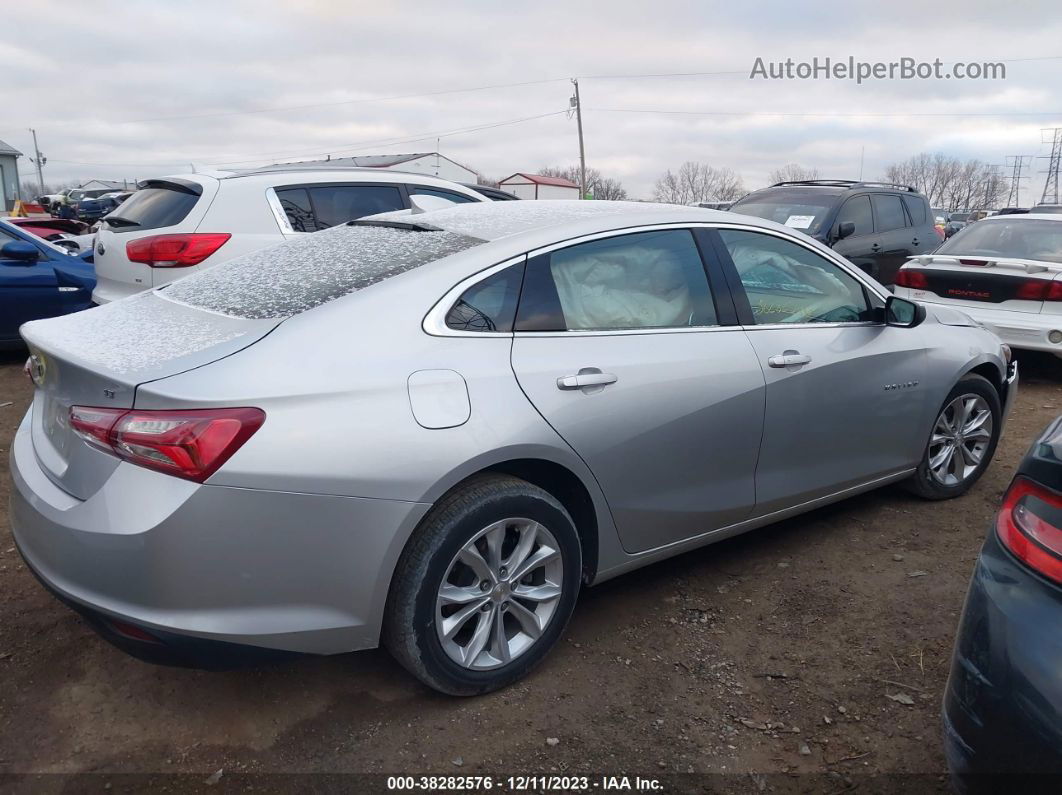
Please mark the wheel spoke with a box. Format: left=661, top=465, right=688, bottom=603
left=960, top=442, right=983, bottom=466
left=491, top=608, right=510, bottom=664
left=441, top=599, right=488, bottom=640
left=512, top=582, right=562, bottom=602
left=954, top=398, right=971, bottom=430
left=485, top=523, right=505, bottom=573
left=509, top=544, right=559, bottom=584
left=462, top=609, right=493, bottom=666
left=507, top=599, right=542, bottom=639
left=438, top=584, right=486, bottom=607
left=965, top=426, right=992, bottom=443
left=930, top=432, right=951, bottom=447
left=458, top=545, right=494, bottom=582
left=505, top=522, right=540, bottom=573
left=963, top=409, right=991, bottom=434
left=929, top=444, right=954, bottom=472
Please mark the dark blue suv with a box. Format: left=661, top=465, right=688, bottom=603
left=729, top=180, right=942, bottom=286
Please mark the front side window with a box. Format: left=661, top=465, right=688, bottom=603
left=446, top=263, right=524, bottom=332
left=872, top=194, right=908, bottom=232
left=515, top=229, right=717, bottom=331
left=834, top=195, right=873, bottom=237
left=719, top=229, right=871, bottom=325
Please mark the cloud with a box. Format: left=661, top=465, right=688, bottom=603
left=2, top=0, right=1061, bottom=204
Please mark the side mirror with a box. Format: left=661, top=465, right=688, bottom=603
left=834, top=221, right=856, bottom=241
left=885, top=295, right=926, bottom=328
left=0, top=240, right=40, bottom=263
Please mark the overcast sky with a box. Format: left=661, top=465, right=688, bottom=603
left=3, top=0, right=1061, bottom=201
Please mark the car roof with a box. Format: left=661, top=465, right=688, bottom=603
left=149, top=167, right=486, bottom=196
left=370, top=200, right=749, bottom=243
left=980, top=213, right=1062, bottom=223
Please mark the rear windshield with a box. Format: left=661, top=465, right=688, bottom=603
left=730, top=191, right=839, bottom=235
left=937, top=218, right=1062, bottom=263
left=104, top=186, right=199, bottom=232
left=160, top=222, right=483, bottom=319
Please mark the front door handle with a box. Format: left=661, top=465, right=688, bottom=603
left=871, top=243, right=882, bottom=252
left=767, top=353, right=812, bottom=368
left=557, top=370, right=618, bottom=390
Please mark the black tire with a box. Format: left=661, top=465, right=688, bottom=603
left=383, top=474, right=582, bottom=696
left=905, top=374, right=1001, bottom=500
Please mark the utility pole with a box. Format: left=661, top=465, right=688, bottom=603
left=1004, top=155, right=1032, bottom=207
left=1039, top=128, right=1062, bottom=205
left=29, top=128, right=46, bottom=195
left=571, top=78, right=587, bottom=199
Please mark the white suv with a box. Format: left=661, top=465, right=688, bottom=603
left=91, top=167, right=488, bottom=304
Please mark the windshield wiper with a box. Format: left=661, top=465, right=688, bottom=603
left=103, top=216, right=140, bottom=228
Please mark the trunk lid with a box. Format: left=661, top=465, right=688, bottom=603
left=903, top=254, right=1062, bottom=312
left=20, top=292, right=279, bottom=499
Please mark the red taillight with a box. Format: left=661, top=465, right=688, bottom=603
left=1015, top=280, right=1048, bottom=300
left=996, top=476, right=1062, bottom=584
left=895, top=268, right=929, bottom=289
left=126, top=233, right=231, bottom=268
left=934, top=224, right=946, bottom=241
left=69, top=406, right=264, bottom=482
left=1047, top=280, right=1062, bottom=302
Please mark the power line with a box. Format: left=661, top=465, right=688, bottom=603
left=45, top=110, right=570, bottom=169
left=590, top=107, right=1062, bottom=118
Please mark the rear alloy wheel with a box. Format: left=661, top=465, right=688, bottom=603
left=384, top=475, right=581, bottom=695
left=907, top=374, right=1001, bottom=500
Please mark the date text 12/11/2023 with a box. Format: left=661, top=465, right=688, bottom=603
left=386, top=775, right=664, bottom=791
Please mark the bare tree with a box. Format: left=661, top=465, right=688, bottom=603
left=538, top=165, right=628, bottom=200
left=767, top=164, right=820, bottom=184
left=883, top=153, right=1008, bottom=210
left=475, top=174, right=500, bottom=188
left=653, top=162, right=746, bottom=204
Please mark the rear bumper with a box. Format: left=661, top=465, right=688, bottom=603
left=91, top=276, right=148, bottom=305
left=943, top=529, right=1062, bottom=779
left=9, top=410, right=430, bottom=659
left=917, top=299, right=1062, bottom=355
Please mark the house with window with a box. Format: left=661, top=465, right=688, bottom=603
left=0, top=138, right=23, bottom=211
left=497, top=173, right=580, bottom=200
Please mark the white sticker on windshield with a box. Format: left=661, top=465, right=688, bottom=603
left=784, top=215, right=815, bottom=229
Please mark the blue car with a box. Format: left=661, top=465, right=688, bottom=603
left=0, top=219, right=96, bottom=349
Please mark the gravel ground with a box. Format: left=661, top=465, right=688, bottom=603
left=1, top=348, right=1060, bottom=793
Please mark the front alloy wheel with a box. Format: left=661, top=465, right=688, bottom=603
left=927, top=394, right=994, bottom=486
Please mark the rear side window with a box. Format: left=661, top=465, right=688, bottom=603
left=446, top=263, right=524, bottom=332
left=515, top=229, right=717, bottom=331
left=105, top=187, right=198, bottom=232
left=872, top=194, right=908, bottom=231
left=161, top=223, right=483, bottom=319
left=903, top=195, right=928, bottom=225
left=411, top=187, right=478, bottom=204
left=276, top=185, right=406, bottom=231
left=834, top=195, right=873, bottom=237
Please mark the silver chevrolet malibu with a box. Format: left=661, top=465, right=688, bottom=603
left=10, top=201, right=1017, bottom=694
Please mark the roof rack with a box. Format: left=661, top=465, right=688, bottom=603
left=770, top=179, right=918, bottom=193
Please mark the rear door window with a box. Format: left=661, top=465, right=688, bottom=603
left=105, top=186, right=199, bottom=232
left=903, top=195, right=928, bottom=225
left=872, top=195, right=909, bottom=231
left=834, top=195, right=873, bottom=237
left=309, top=185, right=405, bottom=228
left=275, top=188, right=315, bottom=232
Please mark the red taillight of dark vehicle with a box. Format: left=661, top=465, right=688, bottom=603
left=996, top=476, right=1062, bottom=584
left=126, top=233, right=231, bottom=268
left=70, top=406, right=265, bottom=482
left=895, top=268, right=929, bottom=289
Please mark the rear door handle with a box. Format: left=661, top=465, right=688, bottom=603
left=912, top=238, right=920, bottom=246
left=767, top=353, right=812, bottom=368
left=871, top=243, right=881, bottom=252
left=557, top=371, right=618, bottom=390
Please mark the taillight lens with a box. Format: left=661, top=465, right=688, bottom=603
left=126, top=233, right=231, bottom=268
left=996, top=476, right=1062, bottom=584
left=1047, top=280, right=1062, bottom=302
left=69, top=406, right=264, bottom=482
left=895, top=268, right=929, bottom=289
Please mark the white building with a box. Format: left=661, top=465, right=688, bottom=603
left=276, top=153, right=478, bottom=184
left=498, top=173, right=581, bottom=200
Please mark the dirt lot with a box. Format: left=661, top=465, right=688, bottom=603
left=0, top=349, right=1060, bottom=792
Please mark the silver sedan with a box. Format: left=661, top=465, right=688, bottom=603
left=10, top=201, right=1017, bottom=694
